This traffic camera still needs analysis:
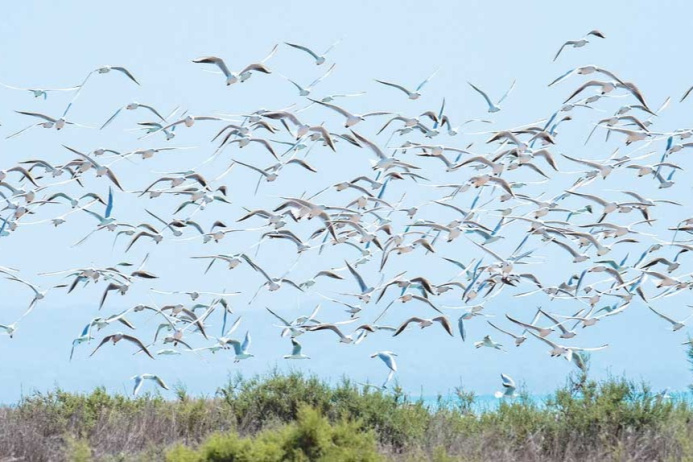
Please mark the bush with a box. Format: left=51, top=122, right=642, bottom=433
left=165, top=405, right=382, bottom=462
left=1, top=372, right=692, bottom=461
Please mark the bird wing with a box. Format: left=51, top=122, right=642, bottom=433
left=193, top=56, right=232, bottom=78
left=497, top=80, right=516, bottom=104
left=345, top=260, right=368, bottom=292
left=123, top=335, right=154, bottom=358
left=111, top=67, right=140, bottom=85
left=393, top=317, right=425, bottom=336
left=548, top=68, right=577, bottom=86
left=89, top=335, right=114, bottom=357
left=285, top=42, right=320, bottom=60
left=291, top=338, right=302, bottom=355
left=434, top=316, right=454, bottom=336
left=375, top=79, right=412, bottom=96
left=468, top=82, right=495, bottom=110
left=15, top=111, right=56, bottom=122
left=100, top=107, right=123, bottom=130
left=266, top=307, right=291, bottom=326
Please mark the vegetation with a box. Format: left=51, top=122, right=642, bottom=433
left=0, top=369, right=692, bottom=461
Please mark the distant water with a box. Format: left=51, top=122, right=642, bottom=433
left=416, top=390, right=692, bottom=412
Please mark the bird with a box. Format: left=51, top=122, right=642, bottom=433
left=374, top=69, right=438, bottom=100
left=309, top=99, right=388, bottom=128
left=193, top=46, right=276, bottom=85
left=371, top=351, right=398, bottom=388
left=284, top=40, right=341, bottom=65
left=393, top=316, right=453, bottom=337
left=131, top=374, right=169, bottom=396
left=101, top=102, right=167, bottom=129
left=554, top=30, right=606, bottom=61
left=647, top=305, right=690, bottom=331
left=468, top=81, right=516, bottom=113
left=90, top=333, right=154, bottom=359
left=0, top=81, right=81, bottom=99
left=305, top=321, right=357, bottom=344
left=474, top=335, right=505, bottom=351
left=494, top=373, right=517, bottom=398
left=226, top=331, right=254, bottom=362
left=283, top=64, right=336, bottom=96
left=284, top=338, right=310, bottom=360
left=487, top=321, right=526, bottom=346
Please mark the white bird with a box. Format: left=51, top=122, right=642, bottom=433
left=487, top=321, right=526, bottom=346
left=344, top=259, right=377, bottom=303
left=0, top=81, right=81, bottom=99
left=468, top=80, right=516, bottom=113
left=494, top=373, right=517, bottom=398
left=310, top=99, right=388, bottom=128
left=647, top=305, right=691, bottom=331
left=226, top=331, right=254, bottom=362
left=193, top=46, right=276, bottom=85
left=529, top=332, right=607, bottom=362
left=90, top=333, right=154, bottom=359
left=101, top=102, right=167, bottom=130
left=284, top=338, right=310, bottom=360
left=131, top=374, right=169, bottom=396
left=305, top=322, right=357, bottom=343
left=374, top=69, right=438, bottom=100
left=284, top=40, right=341, bottom=65
left=554, top=30, right=606, bottom=61
left=393, top=316, right=453, bottom=337
left=86, top=65, right=140, bottom=85
left=474, top=335, right=505, bottom=351
left=283, top=64, right=336, bottom=96
left=371, top=351, right=398, bottom=388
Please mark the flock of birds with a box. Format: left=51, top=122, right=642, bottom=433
left=2, top=31, right=693, bottom=397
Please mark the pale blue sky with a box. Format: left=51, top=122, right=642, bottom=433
left=0, top=1, right=692, bottom=402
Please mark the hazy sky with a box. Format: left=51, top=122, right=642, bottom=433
left=0, top=0, right=692, bottom=402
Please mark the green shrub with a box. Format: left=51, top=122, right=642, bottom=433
left=165, top=405, right=381, bottom=462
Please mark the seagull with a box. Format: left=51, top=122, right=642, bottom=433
left=554, top=30, right=606, bottom=61
left=505, top=314, right=554, bottom=338
left=529, top=332, right=607, bottom=362
left=548, top=65, right=625, bottom=87
left=88, top=65, right=139, bottom=85
left=0, top=81, right=81, bottom=99
left=131, top=374, right=169, bottom=396
left=90, top=333, right=154, bottom=359
left=283, top=64, right=336, bottom=96
left=13, top=109, right=74, bottom=132
left=494, top=373, right=517, bottom=398
left=371, top=351, right=398, bottom=388
left=487, top=321, right=526, bottom=346
left=284, top=338, right=310, bottom=359
left=101, top=102, right=167, bottom=130
left=393, top=316, right=453, bottom=337
left=309, top=99, right=388, bottom=128
left=305, top=321, right=357, bottom=344
left=226, top=331, right=254, bottom=362
left=474, top=335, right=505, bottom=351
left=647, top=305, right=691, bottom=331
left=344, top=259, right=376, bottom=303
left=468, top=81, right=516, bottom=113
left=374, top=69, right=438, bottom=100
left=158, top=115, right=221, bottom=133
left=284, top=40, right=341, bottom=65
left=192, top=46, right=276, bottom=85
left=70, top=323, right=95, bottom=360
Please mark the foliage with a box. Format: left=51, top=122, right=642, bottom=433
left=165, top=406, right=381, bottom=462
left=1, top=371, right=693, bottom=461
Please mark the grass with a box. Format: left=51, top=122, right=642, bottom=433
left=1, top=368, right=693, bottom=461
